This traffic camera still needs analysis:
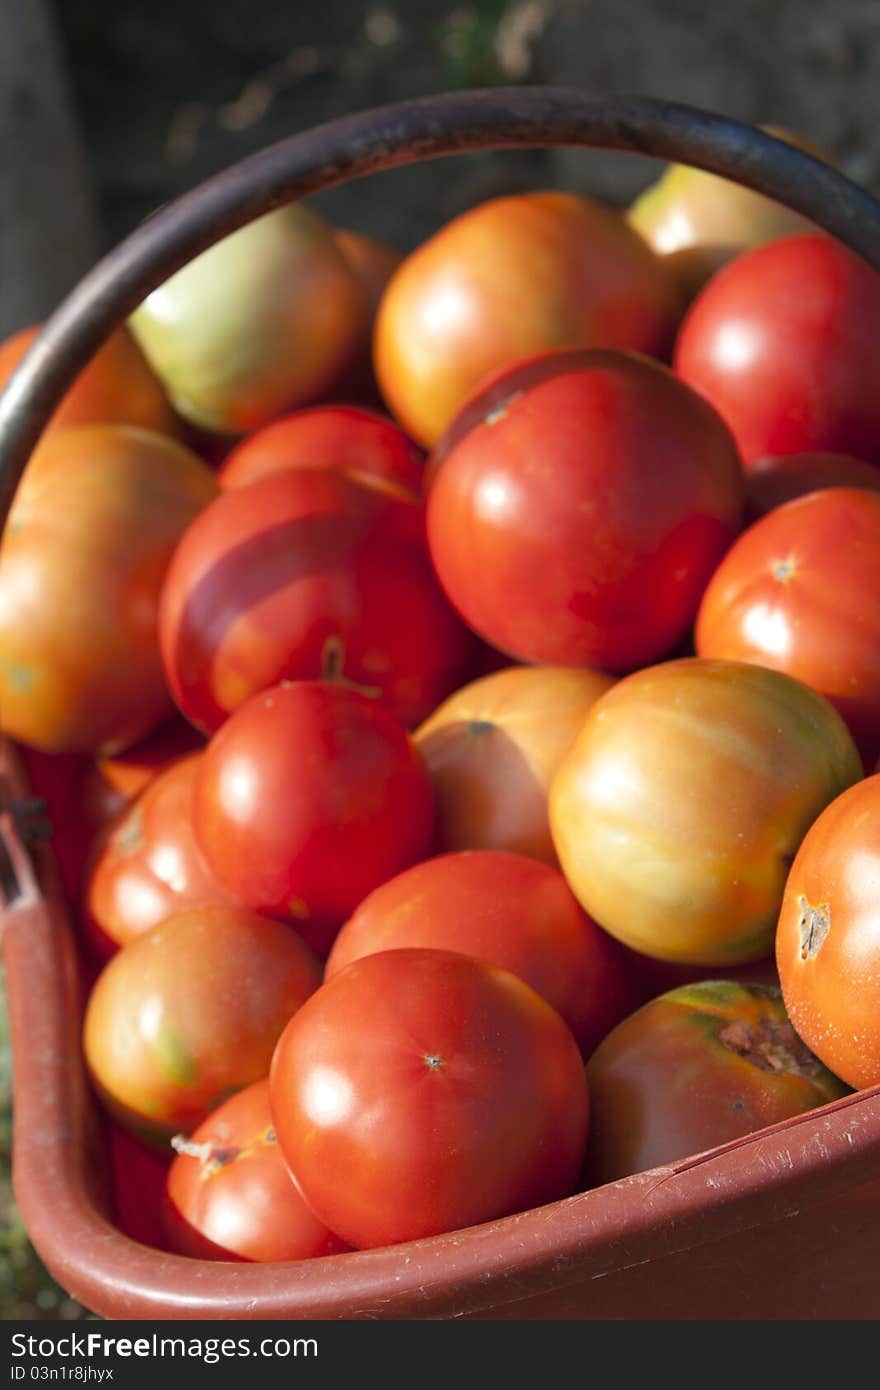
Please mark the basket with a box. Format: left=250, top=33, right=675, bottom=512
left=2, top=87, right=880, bottom=1321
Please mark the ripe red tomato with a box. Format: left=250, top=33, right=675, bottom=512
left=675, top=235, right=880, bottom=466
left=159, top=466, right=473, bottom=732
left=79, top=717, right=205, bottom=835
left=582, top=981, right=848, bottom=1187
left=426, top=348, right=744, bottom=670
left=218, top=405, right=423, bottom=494
left=776, top=774, right=880, bottom=1090
left=0, top=426, right=217, bottom=754
left=82, top=752, right=238, bottom=960
left=162, top=1079, right=349, bottom=1262
left=325, top=849, right=642, bottom=1057
left=191, top=682, right=435, bottom=957
left=269, top=948, right=590, bottom=1249
left=374, top=190, right=684, bottom=447
left=0, top=324, right=175, bottom=439
left=744, top=451, right=880, bottom=520
left=414, top=664, right=615, bottom=864
left=696, top=488, right=880, bottom=764
left=82, top=905, right=321, bottom=1142
left=549, top=658, right=862, bottom=966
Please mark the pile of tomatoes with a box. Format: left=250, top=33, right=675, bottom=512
left=3, top=145, right=880, bottom=1265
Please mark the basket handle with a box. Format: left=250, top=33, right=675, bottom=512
left=2, top=85, right=880, bottom=521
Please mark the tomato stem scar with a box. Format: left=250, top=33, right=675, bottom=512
left=797, top=894, right=830, bottom=960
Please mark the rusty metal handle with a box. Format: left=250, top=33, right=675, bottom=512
left=2, top=85, right=880, bottom=524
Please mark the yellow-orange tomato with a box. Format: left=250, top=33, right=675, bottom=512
left=129, top=206, right=363, bottom=435
left=776, top=775, right=880, bottom=1090
left=0, top=426, right=217, bottom=754
left=415, top=664, right=614, bottom=863
left=0, top=324, right=176, bottom=438
left=549, top=658, right=862, bottom=966
left=83, top=905, right=321, bottom=1142
left=582, top=981, right=849, bottom=1187
left=374, top=191, right=684, bottom=447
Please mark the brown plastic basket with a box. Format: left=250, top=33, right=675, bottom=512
left=2, top=88, right=880, bottom=1321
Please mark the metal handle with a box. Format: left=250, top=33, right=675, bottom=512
left=2, top=85, right=880, bottom=523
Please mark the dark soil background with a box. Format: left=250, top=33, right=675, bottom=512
left=54, top=0, right=880, bottom=252
left=3, top=0, right=880, bottom=1321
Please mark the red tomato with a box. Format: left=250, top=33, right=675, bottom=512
left=0, top=426, right=217, bottom=754
left=218, top=405, right=423, bottom=494
left=0, top=324, right=175, bottom=439
left=374, top=190, right=684, bottom=447
left=582, top=981, right=848, bottom=1187
left=549, top=658, right=862, bottom=966
left=414, top=664, right=615, bottom=864
left=79, top=717, right=205, bottom=834
left=696, top=488, right=880, bottom=764
left=191, top=682, right=435, bottom=957
left=82, top=905, right=321, bottom=1142
left=162, top=1079, right=349, bottom=1262
left=13, top=744, right=93, bottom=904
left=325, top=850, right=641, bottom=1057
left=426, top=348, right=744, bottom=670
left=675, top=235, right=880, bottom=467
left=744, top=451, right=880, bottom=520
left=269, top=948, right=590, bottom=1249
left=159, top=466, right=473, bottom=732
left=776, top=774, right=880, bottom=1090
left=82, top=752, right=238, bottom=960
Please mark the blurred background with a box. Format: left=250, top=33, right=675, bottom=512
left=2, top=0, right=880, bottom=1317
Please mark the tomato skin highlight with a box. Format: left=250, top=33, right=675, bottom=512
left=83, top=905, right=321, bottom=1143
left=269, top=948, right=590, bottom=1250
left=163, top=1079, right=349, bottom=1262
left=582, top=980, right=849, bottom=1187
left=375, top=190, right=684, bottom=448
left=159, top=465, right=473, bottom=733
left=192, top=682, right=436, bottom=956
left=426, top=348, right=744, bottom=671
left=696, top=487, right=880, bottom=765
left=776, top=774, right=880, bottom=1091
left=0, top=425, right=217, bottom=755
left=414, top=663, right=615, bottom=865
left=325, top=849, right=642, bottom=1058
left=549, top=657, right=863, bottom=967
left=675, top=234, right=880, bottom=467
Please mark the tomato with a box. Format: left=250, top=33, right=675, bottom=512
left=426, top=348, right=744, bottom=670
left=162, top=1079, right=349, bottom=1261
left=82, top=905, right=320, bottom=1142
left=13, top=744, right=93, bottom=903
left=79, top=717, right=205, bottom=835
left=675, top=235, right=880, bottom=467
left=0, top=426, right=217, bottom=754
left=0, top=324, right=175, bottom=439
left=696, top=488, right=880, bottom=764
left=218, top=404, right=423, bottom=495
left=129, top=205, right=363, bottom=434
left=744, top=452, right=880, bottom=521
left=159, top=466, right=473, bottom=733
left=626, top=128, right=826, bottom=300
left=269, top=948, right=589, bottom=1249
left=582, top=981, right=848, bottom=1187
left=325, top=850, right=640, bottom=1058
left=107, top=1122, right=173, bottom=1250
left=82, top=752, right=238, bottom=961
left=374, top=191, right=684, bottom=447
left=191, top=682, right=435, bottom=958
left=414, top=664, right=614, bottom=863
left=776, top=774, right=880, bottom=1090
left=549, top=658, right=862, bottom=966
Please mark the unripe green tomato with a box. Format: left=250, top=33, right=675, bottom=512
left=129, top=206, right=363, bottom=434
